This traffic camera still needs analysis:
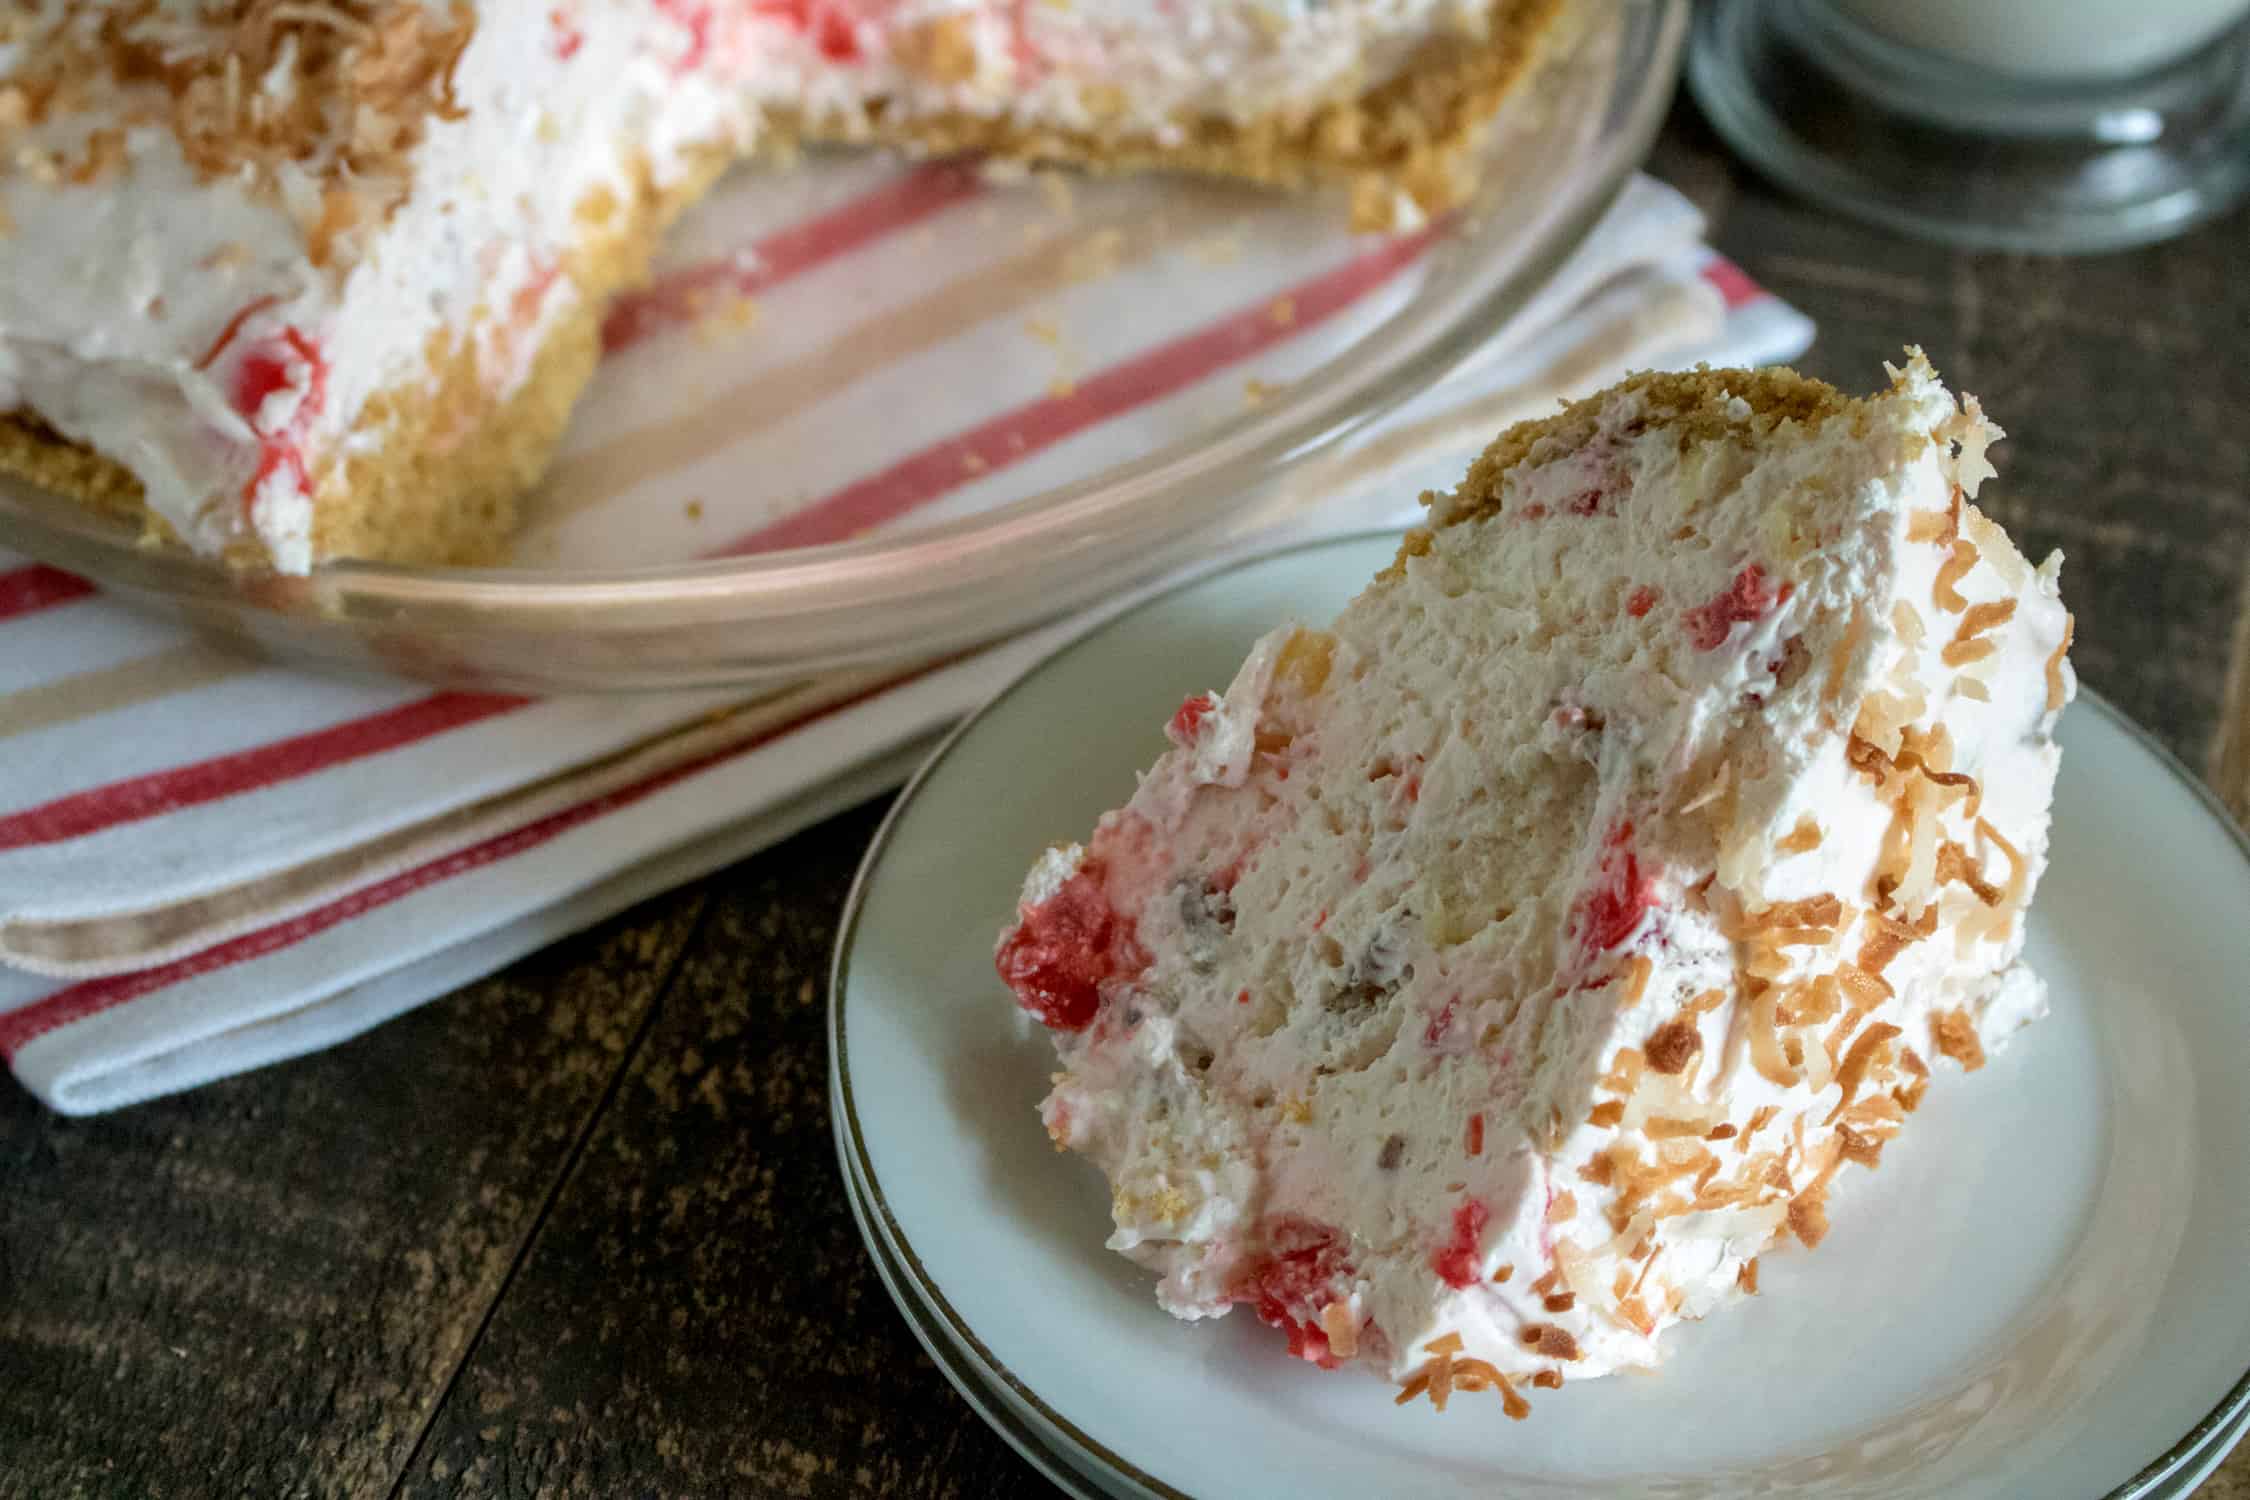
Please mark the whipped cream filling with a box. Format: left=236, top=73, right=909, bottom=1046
left=999, top=355, right=2074, bottom=1400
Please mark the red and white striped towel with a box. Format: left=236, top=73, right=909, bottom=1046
left=0, top=173, right=1811, bottom=1112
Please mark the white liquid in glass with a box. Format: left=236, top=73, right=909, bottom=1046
left=1832, top=0, right=2250, bottom=80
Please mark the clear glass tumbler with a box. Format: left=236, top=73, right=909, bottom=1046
left=1688, top=0, right=2250, bottom=252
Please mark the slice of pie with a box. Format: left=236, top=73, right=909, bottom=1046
left=995, top=352, right=2074, bottom=1411
left=0, top=0, right=1561, bottom=571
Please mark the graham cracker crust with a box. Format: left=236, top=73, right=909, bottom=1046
left=1443, top=365, right=1853, bottom=528
left=775, top=0, right=1567, bottom=230
left=0, top=147, right=732, bottom=570
left=0, top=0, right=1565, bottom=569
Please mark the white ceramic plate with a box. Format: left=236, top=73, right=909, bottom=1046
left=830, top=531, right=2250, bottom=1500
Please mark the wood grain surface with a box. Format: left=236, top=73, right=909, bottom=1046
left=3, top=100, right=2247, bottom=1499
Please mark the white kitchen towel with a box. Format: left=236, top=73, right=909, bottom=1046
left=0, top=175, right=1811, bottom=1112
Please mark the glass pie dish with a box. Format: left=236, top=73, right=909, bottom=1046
left=0, top=0, right=1686, bottom=694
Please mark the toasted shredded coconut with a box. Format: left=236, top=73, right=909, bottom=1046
left=1932, top=1008, right=1986, bottom=1071
left=2047, top=613, right=2075, bottom=712
left=1825, top=605, right=1866, bottom=703
left=1953, top=599, right=2016, bottom=642
left=1728, top=1109, right=1770, bottom=1158
left=1642, top=1017, right=1704, bottom=1078
left=1746, top=984, right=1800, bottom=1087
left=1891, top=599, right=1926, bottom=647
left=1906, top=508, right=1950, bottom=543
left=1935, top=840, right=2004, bottom=905
left=1934, top=538, right=1979, bottom=613
left=1826, top=1022, right=1903, bottom=1124
left=1320, top=1301, right=1359, bottom=1359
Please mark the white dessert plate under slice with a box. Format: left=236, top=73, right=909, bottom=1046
left=828, top=530, right=2250, bottom=1500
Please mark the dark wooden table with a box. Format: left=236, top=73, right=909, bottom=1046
left=5, top=103, right=2248, bottom=1500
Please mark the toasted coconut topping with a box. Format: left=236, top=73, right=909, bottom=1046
left=1825, top=1004, right=1867, bottom=1068
left=1493, top=1263, right=1515, bottom=1283
left=1834, top=1122, right=1883, bottom=1166
left=1825, top=604, right=1866, bottom=704
left=1424, top=1332, right=1466, bottom=1356
left=1857, top=905, right=1936, bottom=975
left=1741, top=942, right=1793, bottom=981
left=1826, top=1021, right=1903, bottom=1124
left=1643, top=1017, right=1704, bottom=1078
left=1957, top=676, right=1991, bottom=702
left=1586, top=1100, right=1624, bottom=1129
left=1783, top=972, right=1842, bottom=1027
left=1934, top=538, right=1980, bottom=613
left=1521, top=1324, right=1582, bottom=1360
left=1600, top=1048, right=1646, bottom=1097
left=2047, top=613, right=2076, bottom=712
left=20, top=2, right=476, bottom=255
left=1706, top=1122, right=1737, bottom=1141
left=1953, top=598, right=2016, bottom=642
left=1746, top=984, right=1800, bottom=1088
left=1737, top=1256, right=1760, bottom=1293
left=1892, top=599, right=1926, bottom=648
left=1786, top=1193, right=1830, bottom=1248
left=1906, top=488, right=1961, bottom=543
left=1531, top=1369, right=1564, bottom=1390
left=1836, top=962, right=1894, bottom=1008
left=1941, top=637, right=1997, bottom=669
left=1738, top=1104, right=1778, bottom=1152
left=1775, top=816, right=1824, bottom=854
left=1935, top=840, right=2005, bottom=905
left=1750, top=894, right=1843, bottom=931
left=1546, top=1191, right=1577, bottom=1224
left=1320, top=1301, right=1359, bottom=1360
left=1798, top=1023, right=1835, bottom=1092
left=1784, top=1138, right=1845, bottom=1250
left=1842, top=1092, right=1906, bottom=1131
left=1855, top=686, right=1925, bottom=760
left=1899, top=721, right=1957, bottom=774
left=1644, top=1116, right=1710, bottom=1140
left=1618, top=954, right=1654, bottom=1008
left=1847, top=732, right=1892, bottom=785
left=1913, top=764, right=1981, bottom=817
left=1399, top=1346, right=1522, bottom=1414
left=1932, top=1008, right=1986, bottom=1071
left=1970, top=817, right=2030, bottom=942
